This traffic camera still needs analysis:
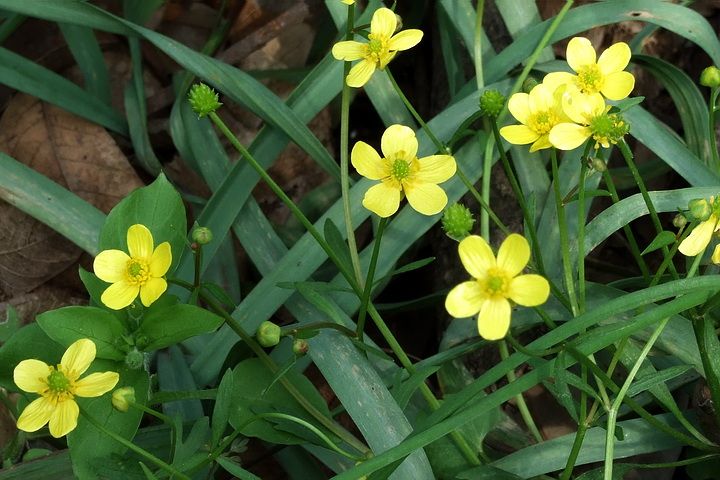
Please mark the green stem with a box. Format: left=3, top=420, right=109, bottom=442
left=708, top=87, right=720, bottom=171
left=282, top=322, right=357, bottom=339
left=480, top=129, right=493, bottom=241
left=455, top=166, right=511, bottom=237
left=604, top=317, right=669, bottom=480
left=193, top=242, right=202, bottom=290
left=129, top=401, right=178, bottom=464
left=650, top=224, right=688, bottom=287
left=473, top=0, right=485, bottom=90
left=577, top=147, right=591, bottom=313
left=499, top=340, right=543, bottom=442
left=339, top=4, right=364, bottom=288
left=617, top=139, right=678, bottom=279
left=80, top=409, right=191, bottom=480
left=357, top=217, right=387, bottom=341
left=601, top=167, right=651, bottom=280
left=551, top=149, right=579, bottom=316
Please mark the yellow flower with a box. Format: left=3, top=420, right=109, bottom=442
left=340, top=0, right=355, bottom=4
left=94, top=224, right=172, bottom=310
left=331, top=8, right=423, bottom=87
left=499, top=83, right=568, bottom=152
left=14, top=339, right=119, bottom=438
left=351, top=124, right=456, bottom=217
left=549, top=91, right=617, bottom=150
left=679, top=214, right=720, bottom=257
left=445, top=234, right=549, bottom=341
left=544, top=37, right=635, bottom=101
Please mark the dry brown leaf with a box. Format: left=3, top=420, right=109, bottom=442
left=0, top=94, right=143, bottom=297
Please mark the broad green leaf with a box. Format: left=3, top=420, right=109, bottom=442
left=0, top=304, right=20, bottom=342
left=0, top=323, right=64, bottom=391
left=157, top=345, right=203, bottom=420
left=36, top=306, right=127, bottom=360
left=641, top=230, right=677, bottom=255
left=137, top=304, right=223, bottom=351
left=58, top=23, right=111, bottom=105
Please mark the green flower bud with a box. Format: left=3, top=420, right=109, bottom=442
left=292, top=339, right=309, bottom=356
left=112, top=387, right=136, bottom=412
left=125, top=348, right=145, bottom=370
left=442, top=203, right=475, bottom=241
left=522, top=77, right=539, bottom=93
left=478, top=89, right=506, bottom=118
left=192, top=226, right=213, bottom=245
left=590, top=157, right=607, bottom=172
left=188, top=83, right=222, bottom=117
left=700, top=66, right=720, bottom=88
left=689, top=198, right=712, bottom=222
left=673, top=213, right=688, bottom=229
left=257, top=321, right=282, bottom=347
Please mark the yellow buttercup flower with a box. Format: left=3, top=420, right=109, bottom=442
left=549, top=91, right=628, bottom=150
left=544, top=37, right=635, bottom=101
left=352, top=124, right=456, bottom=217
left=499, top=83, right=568, bottom=152
left=679, top=197, right=720, bottom=257
left=340, top=0, right=355, bottom=4
left=94, top=224, right=172, bottom=310
left=331, top=7, right=423, bottom=87
left=445, top=234, right=549, bottom=341
left=14, top=339, right=119, bottom=438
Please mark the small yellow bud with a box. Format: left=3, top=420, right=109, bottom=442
left=257, top=321, right=282, bottom=348
left=192, top=226, right=213, bottom=245
left=672, top=213, right=688, bottom=229
left=293, top=339, right=309, bottom=356
left=700, top=66, right=720, bottom=88
left=112, top=387, right=136, bottom=412
left=688, top=198, right=712, bottom=222
left=590, top=157, right=607, bottom=172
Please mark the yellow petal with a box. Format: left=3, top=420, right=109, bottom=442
left=16, top=397, right=53, bottom=433
left=351, top=141, right=386, bottom=180
left=712, top=244, right=720, bottom=265
left=507, top=92, right=530, bottom=124
left=600, top=71, right=635, bottom=101
left=529, top=134, right=552, bottom=152
left=508, top=274, right=550, bottom=306
left=127, top=224, right=154, bottom=259
left=528, top=83, right=553, bottom=113
left=101, top=281, right=140, bottom=310
left=61, top=339, right=96, bottom=379
left=415, top=155, right=456, bottom=183
left=346, top=59, right=376, bottom=88
left=74, top=372, right=120, bottom=397
left=549, top=123, right=591, bottom=151
left=500, top=125, right=540, bottom=145
left=543, top=72, right=576, bottom=93
left=404, top=182, right=448, bottom=216
left=496, top=234, right=530, bottom=277
left=388, top=29, right=423, bottom=51
left=445, top=281, right=485, bottom=318
left=679, top=218, right=717, bottom=256
left=14, top=360, right=51, bottom=394
left=341, top=0, right=355, bottom=4
left=371, top=7, right=397, bottom=38
left=597, top=42, right=631, bottom=74
left=150, top=242, right=172, bottom=277
left=139, top=277, right=167, bottom=307
left=362, top=182, right=401, bottom=218
left=381, top=124, right=418, bottom=160
left=566, top=37, right=596, bottom=72
left=93, top=249, right=130, bottom=283
left=458, top=235, right=496, bottom=279
left=332, top=41, right=366, bottom=61
left=48, top=399, right=79, bottom=438
left=477, top=298, right=511, bottom=341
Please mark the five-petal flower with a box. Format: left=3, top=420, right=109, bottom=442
left=94, top=224, right=172, bottom=310
left=445, top=234, right=549, bottom=341
left=14, top=339, right=119, bottom=438
left=500, top=83, right=569, bottom=152
left=331, top=7, right=423, bottom=87
left=352, top=124, right=456, bottom=217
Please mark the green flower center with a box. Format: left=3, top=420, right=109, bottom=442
left=365, top=34, right=390, bottom=66
left=46, top=369, right=71, bottom=393
left=589, top=113, right=629, bottom=149
left=126, top=258, right=150, bottom=285
left=576, top=64, right=603, bottom=94
left=390, top=157, right=411, bottom=181
left=529, top=110, right=559, bottom=135
left=482, top=268, right=509, bottom=297
left=368, top=36, right=384, bottom=54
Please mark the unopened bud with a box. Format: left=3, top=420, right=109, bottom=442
left=442, top=203, right=475, bottom=241
left=672, top=213, right=688, bottom=229
left=293, top=339, right=309, bottom=356
left=688, top=198, right=712, bottom=222
left=590, top=157, right=607, bottom=172
left=192, top=226, right=213, bottom=245
left=700, top=66, right=720, bottom=88
left=112, top=387, right=136, bottom=412
left=257, top=321, right=282, bottom=348
left=188, top=83, right=222, bottom=117
left=479, top=89, right=506, bottom=118
left=125, top=348, right=144, bottom=370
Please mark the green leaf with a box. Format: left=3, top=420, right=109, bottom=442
left=455, top=466, right=523, bottom=480
left=58, top=23, right=111, bottom=105
left=574, top=463, right=635, bottom=480
left=626, top=365, right=693, bottom=398
left=36, top=306, right=127, bottom=361
left=215, top=457, right=262, bottom=480
left=323, top=218, right=353, bottom=274
left=99, top=173, right=187, bottom=270
left=0, top=304, right=20, bottom=342
left=0, top=324, right=64, bottom=390
left=137, top=304, right=223, bottom=352
left=157, top=345, right=203, bottom=420
left=211, top=369, right=234, bottom=447
left=641, top=230, right=677, bottom=255
left=391, top=365, right=441, bottom=410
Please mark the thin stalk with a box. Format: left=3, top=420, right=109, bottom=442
left=650, top=224, right=689, bottom=287
left=357, top=217, right=387, bottom=341
left=282, top=322, right=357, bottom=339
left=708, top=87, right=720, bottom=171
left=193, top=242, right=202, bottom=290
left=617, top=139, right=678, bottom=279
left=339, top=4, right=364, bottom=287
left=456, top=166, right=511, bottom=237
left=577, top=148, right=591, bottom=312
left=80, top=410, right=191, bottom=480
left=480, top=128, right=493, bottom=240
left=129, top=401, right=178, bottom=463
left=499, top=340, right=543, bottom=442
left=551, top=149, right=579, bottom=316
left=604, top=317, right=670, bottom=480
left=473, top=0, right=485, bottom=90
left=601, top=168, right=651, bottom=280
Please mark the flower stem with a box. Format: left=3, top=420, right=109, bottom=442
left=550, top=149, right=579, bottom=316
left=339, top=3, right=364, bottom=288
left=708, top=87, right=720, bottom=171
left=282, top=322, right=357, bottom=339
left=473, top=0, right=485, bottom=90
left=357, top=217, right=387, bottom=341
left=80, top=409, right=191, bottom=480
left=499, top=340, right=543, bottom=443
left=192, top=242, right=202, bottom=291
